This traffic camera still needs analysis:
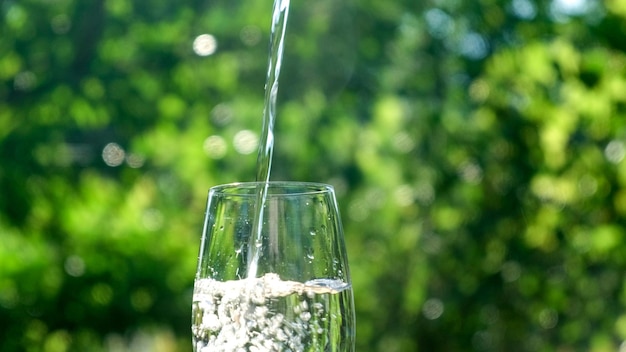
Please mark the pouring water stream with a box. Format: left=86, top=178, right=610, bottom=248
left=247, top=0, right=291, bottom=279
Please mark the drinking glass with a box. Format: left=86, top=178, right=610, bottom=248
left=192, top=181, right=355, bottom=352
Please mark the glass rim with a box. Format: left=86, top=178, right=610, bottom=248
left=208, top=181, right=335, bottom=196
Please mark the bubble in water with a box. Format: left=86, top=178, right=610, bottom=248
left=192, top=274, right=352, bottom=351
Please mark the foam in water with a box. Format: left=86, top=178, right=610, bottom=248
left=192, top=273, right=351, bottom=352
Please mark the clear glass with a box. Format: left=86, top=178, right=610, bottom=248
left=192, top=181, right=355, bottom=352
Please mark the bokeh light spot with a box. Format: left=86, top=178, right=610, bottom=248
left=102, top=143, right=125, bottom=167
left=91, top=283, right=113, bottom=306
left=348, top=200, right=369, bottom=222
left=510, top=0, right=537, bottom=19
left=193, top=34, right=218, bottom=56
left=203, top=135, right=227, bottom=159
left=392, top=132, right=415, bottom=153
left=393, top=185, right=415, bottom=207
left=125, top=153, right=145, bottom=168
left=459, top=161, right=483, bottom=184
left=577, top=174, right=598, bottom=197
left=538, top=308, right=558, bottom=329
left=240, top=25, right=262, bottom=46
left=6, top=4, right=27, bottom=30
left=459, top=32, right=489, bottom=60
left=131, top=289, right=154, bottom=312
left=551, top=0, right=589, bottom=16
left=43, top=330, right=71, bottom=352
left=501, top=261, right=522, bottom=282
left=605, top=140, right=625, bottom=164
left=415, top=183, right=435, bottom=205
left=142, top=209, right=164, bottom=231
left=211, top=103, right=233, bottom=126
left=425, top=8, right=454, bottom=39
left=233, top=130, right=258, bottom=155
left=64, top=255, right=86, bottom=277
left=469, top=80, right=490, bottom=102
left=422, top=298, right=445, bottom=320
left=14, top=71, right=36, bottom=91
left=421, top=233, right=443, bottom=255
left=51, top=14, right=71, bottom=34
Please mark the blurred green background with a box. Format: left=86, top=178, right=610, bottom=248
left=2, top=0, right=626, bottom=351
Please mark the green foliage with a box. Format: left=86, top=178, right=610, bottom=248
left=2, top=0, right=626, bottom=351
